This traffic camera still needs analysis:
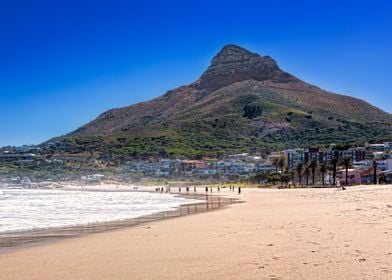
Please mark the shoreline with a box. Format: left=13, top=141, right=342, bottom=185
left=0, top=188, right=240, bottom=251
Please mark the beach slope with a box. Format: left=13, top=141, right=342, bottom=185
left=1, top=186, right=392, bottom=279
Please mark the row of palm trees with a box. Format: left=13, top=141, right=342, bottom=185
left=272, top=156, right=371, bottom=186
left=296, top=158, right=351, bottom=186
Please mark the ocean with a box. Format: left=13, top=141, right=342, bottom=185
left=0, top=188, right=201, bottom=235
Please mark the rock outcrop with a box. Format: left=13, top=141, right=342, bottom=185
left=198, top=44, right=295, bottom=92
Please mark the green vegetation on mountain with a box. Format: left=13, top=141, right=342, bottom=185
left=44, top=45, right=392, bottom=159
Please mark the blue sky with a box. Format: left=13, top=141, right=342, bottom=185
left=0, top=0, right=391, bottom=146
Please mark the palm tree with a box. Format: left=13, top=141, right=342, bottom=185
left=296, top=163, right=303, bottom=185
left=272, top=157, right=280, bottom=172
left=330, top=157, right=339, bottom=186
left=277, top=156, right=285, bottom=172
left=372, top=159, right=378, bottom=184
left=303, top=165, right=310, bottom=186
left=340, top=157, right=352, bottom=186
left=319, top=163, right=327, bottom=186
left=272, top=156, right=285, bottom=173
left=309, top=160, right=317, bottom=186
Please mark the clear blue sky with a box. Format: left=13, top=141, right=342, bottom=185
left=1, top=0, right=391, bottom=147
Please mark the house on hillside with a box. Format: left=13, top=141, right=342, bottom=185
left=180, top=160, right=206, bottom=173
left=197, top=168, right=217, bottom=176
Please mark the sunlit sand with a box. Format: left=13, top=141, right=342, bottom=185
left=1, top=185, right=392, bottom=279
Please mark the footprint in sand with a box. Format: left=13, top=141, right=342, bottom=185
left=381, top=268, right=391, bottom=274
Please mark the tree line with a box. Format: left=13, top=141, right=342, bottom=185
left=256, top=156, right=379, bottom=186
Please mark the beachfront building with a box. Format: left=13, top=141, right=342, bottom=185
left=384, top=142, right=392, bottom=151
left=369, top=144, right=385, bottom=153
left=352, top=160, right=372, bottom=169
left=197, top=169, right=217, bottom=176
left=336, top=158, right=392, bottom=185
left=327, top=146, right=366, bottom=162
left=376, top=159, right=392, bottom=171
left=180, top=160, right=206, bottom=174
left=255, top=162, right=276, bottom=172
left=284, top=149, right=304, bottom=171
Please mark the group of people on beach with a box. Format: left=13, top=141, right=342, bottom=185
left=155, top=185, right=242, bottom=194
left=155, top=187, right=169, bottom=193
left=229, top=185, right=241, bottom=194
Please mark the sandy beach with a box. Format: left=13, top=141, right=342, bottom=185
left=1, top=185, right=392, bottom=279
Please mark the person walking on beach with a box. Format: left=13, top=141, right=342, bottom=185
left=238, top=187, right=241, bottom=194
left=205, top=186, right=208, bottom=193
left=336, top=177, right=342, bottom=190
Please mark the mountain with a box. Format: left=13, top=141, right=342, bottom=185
left=49, top=44, right=392, bottom=159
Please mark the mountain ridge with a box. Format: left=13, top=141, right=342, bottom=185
left=51, top=44, right=392, bottom=159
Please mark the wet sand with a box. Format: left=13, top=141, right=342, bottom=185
left=1, top=185, right=392, bottom=279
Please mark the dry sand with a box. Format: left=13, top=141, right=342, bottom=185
left=1, top=185, right=392, bottom=279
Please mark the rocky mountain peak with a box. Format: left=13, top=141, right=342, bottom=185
left=197, top=44, right=295, bottom=92
left=211, top=44, right=254, bottom=63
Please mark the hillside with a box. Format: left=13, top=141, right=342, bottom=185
left=47, top=45, right=392, bottom=159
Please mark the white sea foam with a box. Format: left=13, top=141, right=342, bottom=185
left=0, top=188, right=201, bottom=234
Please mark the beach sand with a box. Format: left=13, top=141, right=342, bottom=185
left=1, top=185, right=392, bottom=279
